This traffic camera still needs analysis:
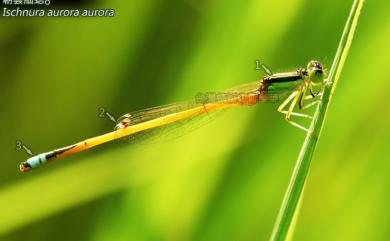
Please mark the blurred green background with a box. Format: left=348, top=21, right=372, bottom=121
left=0, top=0, right=389, bottom=240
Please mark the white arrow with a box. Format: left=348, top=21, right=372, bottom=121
left=22, top=145, right=33, bottom=156
left=105, top=112, right=117, bottom=123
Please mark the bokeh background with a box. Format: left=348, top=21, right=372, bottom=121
left=0, top=0, right=389, bottom=240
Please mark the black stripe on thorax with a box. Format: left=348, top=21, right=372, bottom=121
left=265, top=71, right=303, bottom=84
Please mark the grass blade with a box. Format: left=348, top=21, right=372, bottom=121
left=269, top=0, right=366, bottom=240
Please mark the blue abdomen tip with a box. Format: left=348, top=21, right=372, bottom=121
left=26, top=154, right=47, bottom=169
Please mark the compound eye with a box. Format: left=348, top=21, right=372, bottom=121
left=315, top=69, right=323, bottom=76
left=308, top=60, right=323, bottom=72
left=308, top=61, right=315, bottom=69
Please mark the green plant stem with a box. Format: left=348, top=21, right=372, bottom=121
left=269, top=0, right=365, bottom=240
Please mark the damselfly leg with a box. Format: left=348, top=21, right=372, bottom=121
left=277, top=85, right=322, bottom=132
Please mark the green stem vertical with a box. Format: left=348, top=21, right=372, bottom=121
left=269, top=0, right=365, bottom=240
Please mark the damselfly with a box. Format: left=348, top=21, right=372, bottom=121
left=19, top=60, right=325, bottom=172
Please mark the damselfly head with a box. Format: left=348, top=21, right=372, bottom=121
left=307, top=60, right=324, bottom=83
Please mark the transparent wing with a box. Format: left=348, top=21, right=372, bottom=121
left=114, top=85, right=261, bottom=145
left=225, top=80, right=294, bottom=103
left=113, top=80, right=292, bottom=145
left=117, top=108, right=226, bottom=145
left=115, top=84, right=261, bottom=127
left=224, top=80, right=261, bottom=93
